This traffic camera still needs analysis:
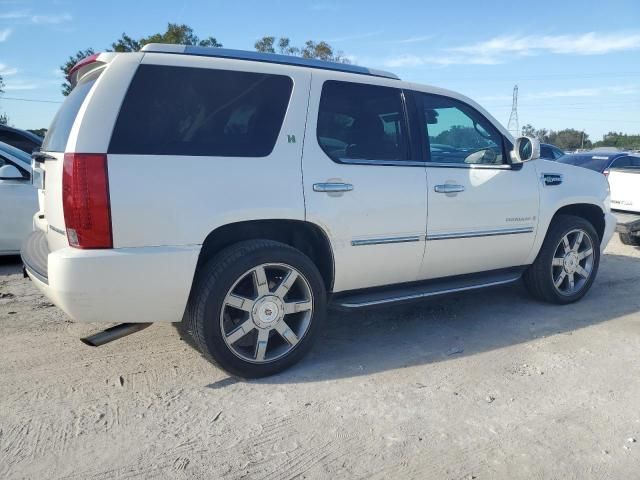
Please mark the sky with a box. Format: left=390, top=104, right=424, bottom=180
left=0, top=0, right=639, bottom=141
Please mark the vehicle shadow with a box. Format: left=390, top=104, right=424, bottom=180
left=246, top=251, right=640, bottom=385
left=0, top=255, right=22, bottom=277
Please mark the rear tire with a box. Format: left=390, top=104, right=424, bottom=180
left=619, top=232, right=640, bottom=247
left=185, top=240, right=326, bottom=378
left=524, top=215, right=600, bottom=304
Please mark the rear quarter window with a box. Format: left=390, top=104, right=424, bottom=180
left=109, top=65, right=293, bottom=157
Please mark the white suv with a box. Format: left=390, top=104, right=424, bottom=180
left=22, top=44, right=616, bottom=377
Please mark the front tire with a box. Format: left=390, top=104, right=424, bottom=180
left=524, top=215, right=600, bottom=304
left=186, top=240, right=326, bottom=378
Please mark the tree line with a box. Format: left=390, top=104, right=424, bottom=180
left=522, top=124, right=640, bottom=151
left=60, top=23, right=348, bottom=95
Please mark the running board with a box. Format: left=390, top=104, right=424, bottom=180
left=330, top=267, right=525, bottom=309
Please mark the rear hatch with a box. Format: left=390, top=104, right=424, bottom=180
left=609, top=160, right=640, bottom=213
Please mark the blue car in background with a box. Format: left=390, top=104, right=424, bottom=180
left=539, top=143, right=565, bottom=160
left=556, top=150, right=631, bottom=175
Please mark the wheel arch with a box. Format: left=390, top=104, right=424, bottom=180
left=551, top=203, right=605, bottom=242
left=194, top=219, right=335, bottom=292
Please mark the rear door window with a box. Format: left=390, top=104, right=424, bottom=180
left=42, top=74, right=99, bottom=152
left=109, top=65, right=293, bottom=157
left=0, top=130, right=40, bottom=154
left=317, top=80, right=409, bottom=163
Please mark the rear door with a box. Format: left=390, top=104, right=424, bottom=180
left=303, top=74, right=428, bottom=292
left=609, top=156, right=640, bottom=213
left=0, top=156, right=37, bottom=253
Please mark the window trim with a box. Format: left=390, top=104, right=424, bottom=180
left=316, top=80, right=420, bottom=167
left=412, top=91, right=516, bottom=170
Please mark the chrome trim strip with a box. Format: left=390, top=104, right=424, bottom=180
left=335, top=158, right=516, bottom=170
left=427, top=226, right=534, bottom=241
left=351, top=235, right=422, bottom=247
left=337, top=276, right=522, bottom=308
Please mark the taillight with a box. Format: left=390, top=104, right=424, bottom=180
left=62, top=153, right=112, bottom=249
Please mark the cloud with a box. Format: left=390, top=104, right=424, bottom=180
left=0, top=10, right=29, bottom=19
left=0, top=63, right=18, bottom=76
left=31, top=13, right=72, bottom=24
left=393, top=35, right=435, bottom=44
left=0, top=28, right=11, bottom=42
left=479, top=85, right=639, bottom=103
left=0, top=10, right=72, bottom=24
left=382, top=32, right=640, bottom=68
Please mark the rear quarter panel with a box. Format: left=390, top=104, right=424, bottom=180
left=106, top=54, right=311, bottom=247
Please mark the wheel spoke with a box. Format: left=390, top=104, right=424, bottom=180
left=254, top=266, right=270, bottom=296
left=552, top=257, right=564, bottom=267
left=575, top=266, right=590, bottom=279
left=275, top=320, right=299, bottom=346
left=562, top=235, right=571, bottom=254
left=255, top=329, right=269, bottom=361
left=284, top=300, right=312, bottom=315
left=567, top=273, right=575, bottom=291
left=274, top=270, right=298, bottom=299
left=554, top=271, right=567, bottom=288
left=226, top=319, right=255, bottom=345
left=572, top=231, right=584, bottom=252
left=225, top=294, right=254, bottom=312
left=578, top=248, right=593, bottom=260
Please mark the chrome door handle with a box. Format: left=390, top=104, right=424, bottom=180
left=313, top=182, right=354, bottom=193
left=434, top=184, right=465, bottom=194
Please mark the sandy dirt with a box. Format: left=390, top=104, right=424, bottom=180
left=1, top=236, right=639, bottom=479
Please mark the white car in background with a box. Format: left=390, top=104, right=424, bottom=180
left=0, top=142, right=38, bottom=255
left=608, top=155, right=640, bottom=246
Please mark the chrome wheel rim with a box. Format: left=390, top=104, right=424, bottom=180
left=551, top=229, right=595, bottom=296
left=220, top=263, right=313, bottom=364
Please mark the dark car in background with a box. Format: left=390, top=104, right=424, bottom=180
left=0, top=125, right=43, bottom=154
left=557, top=150, right=631, bottom=175
left=539, top=143, right=565, bottom=160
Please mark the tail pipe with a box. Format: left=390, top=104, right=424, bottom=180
left=81, top=323, right=151, bottom=347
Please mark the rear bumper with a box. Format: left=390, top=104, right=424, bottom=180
left=21, top=231, right=201, bottom=323
left=614, top=210, right=640, bottom=235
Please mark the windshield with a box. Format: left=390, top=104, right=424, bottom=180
left=557, top=154, right=612, bottom=173
left=0, top=140, right=32, bottom=166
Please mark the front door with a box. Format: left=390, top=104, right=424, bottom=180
left=413, top=92, right=540, bottom=280
left=302, top=75, right=427, bottom=292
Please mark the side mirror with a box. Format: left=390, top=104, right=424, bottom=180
left=0, top=164, right=25, bottom=181
left=511, top=136, right=541, bottom=163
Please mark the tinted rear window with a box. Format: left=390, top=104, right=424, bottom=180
left=42, top=74, right=98, bottom=152
left=557, top=155, right=610, bottom=172
left=109, top=65, right=293, bottom=157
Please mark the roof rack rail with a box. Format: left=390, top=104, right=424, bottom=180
left=140, top=43, right=400, bottom=80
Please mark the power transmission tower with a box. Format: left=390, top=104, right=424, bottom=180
left=507, top=84, right=519, bottom=137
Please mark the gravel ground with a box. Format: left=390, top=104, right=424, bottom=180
left=1, top=236, right=639, bottom=480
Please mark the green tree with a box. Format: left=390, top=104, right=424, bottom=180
left=60, top=48, right=96, bottom=96
left=27, top=128, right=48, bottom=138
left=0, top=74, right=7, bottom=125
left=593, top=131, right=640, bottom=150
left=255, top=36, right=350, bottom=63
left=60, top=24, right=223, bottom=95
